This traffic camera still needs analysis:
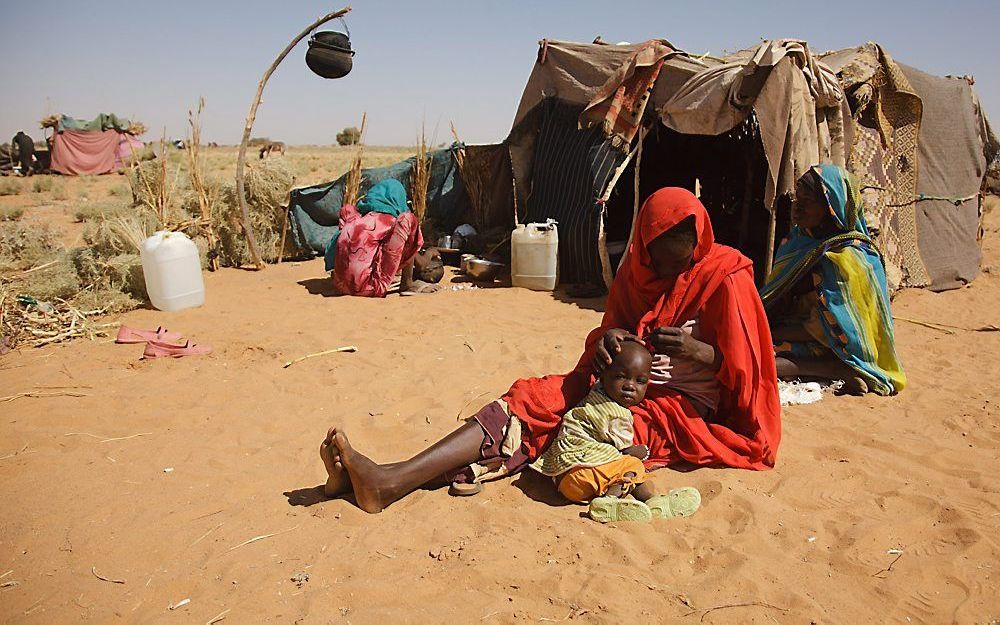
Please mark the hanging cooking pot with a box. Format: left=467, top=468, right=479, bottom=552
left=305, top=19, right=355, bottom=79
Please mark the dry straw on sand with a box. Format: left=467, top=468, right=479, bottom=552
left=410, top=127, right=430, bottom=225
left=343, top=112, right=367, bottom=207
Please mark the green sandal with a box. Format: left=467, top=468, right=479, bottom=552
left=588, top=497, right=652, bottom=523
left=646, top=487, right=701, bottom=519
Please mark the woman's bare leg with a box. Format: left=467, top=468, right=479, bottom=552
left=324, top=422, right=485, bottom=513
left=775, top=355, right=868, bottom=395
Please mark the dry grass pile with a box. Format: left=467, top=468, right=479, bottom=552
left=126, top=140, right=295, bottom=268
left=39, top=115, right=61, bottom=130
left=0, top=214, right=149, bottom=348
left=210, top=159, right=295, bottom=266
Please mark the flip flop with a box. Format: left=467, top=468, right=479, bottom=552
left=448, top=482, right=483, bottom=497
left=142, top=339, right=212, bottom=359
left=646, top=487, right=701, bottom=519
left=588, top=496, right=652, bottom=523
left=116, top=325, right=183, bottom=344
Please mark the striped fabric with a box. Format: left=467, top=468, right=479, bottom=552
left=524, top=99, right=627, bottom=285
left=529, top=386, right=633, bottom=477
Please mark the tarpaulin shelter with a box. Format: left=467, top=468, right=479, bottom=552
left=504, top=38, right=998, bottom=292
left=287, top=143, right=472, bottom=256
left=47, top=114, right=145, bottom=176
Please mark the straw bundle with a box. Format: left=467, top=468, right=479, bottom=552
left=410, top=127, right=430, bottom=224
left=343, top=112, right=367, bottom=207
left=38, top=115, right=60, bottom=130
left=186, top=97, right=219, bottom=270
left=211, top=159, right=295, bottom=266
left=127, top=121, right=147, bottom=136
left=450, top=122, right=488, bottom=234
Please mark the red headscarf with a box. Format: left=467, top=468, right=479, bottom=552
left=505, top=188, right=781, bottom=469
left=584, top=187, right=748, bottom=363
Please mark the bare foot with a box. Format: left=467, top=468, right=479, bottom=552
left=836, top=376, right=869, bottom=396
left=320, top=427, right=352, bottom=497
left=331, top=430, right=393, bottom=514
left=401, top=279, right=441, bottom=295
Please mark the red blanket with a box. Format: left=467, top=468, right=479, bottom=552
left=504, top=188, right=781, bottom=470
left=50, top=129, right=120, bottom=175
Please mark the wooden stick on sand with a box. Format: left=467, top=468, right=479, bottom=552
left=0, top=390, right=90, bottom=403
left=282, top=345, right=357, bottom=368
left=91, top=566, right=126, bottom=584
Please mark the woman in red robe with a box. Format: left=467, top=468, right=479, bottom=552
left=320, top=188, right=781, bottom=513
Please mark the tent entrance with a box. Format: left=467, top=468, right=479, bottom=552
left=603, top=114, right=783, bottom=284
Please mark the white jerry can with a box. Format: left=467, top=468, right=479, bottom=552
left=140, top=231, right=205, bottom=312
left=511, top=219, right=559, bottom=291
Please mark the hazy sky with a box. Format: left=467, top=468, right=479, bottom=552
left=2, top=1, right=997, bottom=146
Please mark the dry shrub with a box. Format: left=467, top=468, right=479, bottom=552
left=14, top=256, right=81, bottom=302
left=0, top=178, right=23, bottom=196
left=31, top=177, right=54, bottom=193
left=127, top=157, right=192, bottom=227
left=51, top=184, right=68, bottom=201
left=74, top=200, right=129, bottom=223
left=0, top=206, right=24, bottom=221
left=0, top=221, right=61, bottom=272
left=70, top=248, right=144, bottom=308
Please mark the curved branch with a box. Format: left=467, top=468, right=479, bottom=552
left=235, top=6, right=353, bottom=269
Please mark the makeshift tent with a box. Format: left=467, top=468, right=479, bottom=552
left=503, top=38, right=997, bottom=292
left=47, top=114, right=145, bottom=176
left=288, top=143, right=473, bottom=255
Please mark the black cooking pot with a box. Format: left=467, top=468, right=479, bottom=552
left=306, top=30, right=355, bottom=79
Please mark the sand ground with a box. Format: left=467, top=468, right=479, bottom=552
left=1, top=183, right=998, bottom=624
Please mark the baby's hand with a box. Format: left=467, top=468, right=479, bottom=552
left=621, top=445, right=650, bottom=460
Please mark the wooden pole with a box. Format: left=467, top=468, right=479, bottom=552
left=764, top=203, right=777, bottom=278
left=618, top=125, right=647, bottom=271
left=235, top=6, right=352, bottom=270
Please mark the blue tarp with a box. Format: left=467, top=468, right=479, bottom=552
left=288, top=143, right=468, bottom=256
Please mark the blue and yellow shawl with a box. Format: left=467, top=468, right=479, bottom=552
left=760, top=164, right=906, bottom=395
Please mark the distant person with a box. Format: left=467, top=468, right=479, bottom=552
left=11, top=131, right=34, bottom=176
left=761, top=164, right=906, bottom=396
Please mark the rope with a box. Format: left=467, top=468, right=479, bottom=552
left=860, top=185, right=979, bottom=207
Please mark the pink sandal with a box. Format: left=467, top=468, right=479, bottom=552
left=142, top=339, right=212, bottom=359
left=116, top=325, right=183, bottom=344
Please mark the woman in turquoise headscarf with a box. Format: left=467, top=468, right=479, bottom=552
left=760, top=164, right=906, bottom=396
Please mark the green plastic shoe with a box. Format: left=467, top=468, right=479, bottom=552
left=647, top=487, right=701, bottom=519
left=588, top=496, right=652, bottom=523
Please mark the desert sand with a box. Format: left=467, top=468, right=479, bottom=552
left=1, top=195, right=998, bottom=624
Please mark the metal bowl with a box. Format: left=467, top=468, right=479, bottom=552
left=466, top=258, right=505, bottom=281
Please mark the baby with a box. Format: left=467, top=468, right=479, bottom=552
left=531, top=339, right=692, bottom=522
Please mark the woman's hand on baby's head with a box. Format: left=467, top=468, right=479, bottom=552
left=593, top=328, right=638, bottom=373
